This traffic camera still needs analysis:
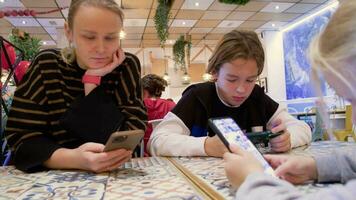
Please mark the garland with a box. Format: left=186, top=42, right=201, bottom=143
left=0, top=7, right=68, bottom=18
left=218, top=0, right=250, bottom=5
left=173, top=35, right=191, bottom=71
left=154, top=0, right=172, bottom=48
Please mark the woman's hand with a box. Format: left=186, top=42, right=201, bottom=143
left=223, top=144, right=264, bottom=189
left=264, top=154, right=318, bottom=184
left=268, top=119, right=291, bottom=152
left=85, top=48, right=126, bottom=77
left=204, top=134, right=229, bottom=157
left=44, top=142, right=132, bottom=173
left=74, top=142, right=132, bottom=173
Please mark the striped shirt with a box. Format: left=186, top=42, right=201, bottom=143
left=4, top=49, right=147, bottom=172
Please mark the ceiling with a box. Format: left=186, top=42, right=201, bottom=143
left=0, top=0, right=332, bottom=49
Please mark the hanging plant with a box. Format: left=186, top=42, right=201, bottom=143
left=173, top=35, right=191, bottom=71
left=8, top=28, right=41, bottom=61
left=218, top=0, right=250, bottom=5
left=154, top=0, right=172, bottom=48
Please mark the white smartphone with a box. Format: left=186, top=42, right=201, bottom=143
left=104, top=129, right=144, bottom=152
left=208, top=117, right=275, bottom=176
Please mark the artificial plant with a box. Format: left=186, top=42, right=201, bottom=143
left=218, top=0, right=250, bottom=5
left=173, top=35, right=191, bottom=71
left=8, top=28, right=41, bottom=61
left=154, top=0, right=172, bottom=48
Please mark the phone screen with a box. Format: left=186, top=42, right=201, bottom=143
left=210, top=117, right=275, bottom=176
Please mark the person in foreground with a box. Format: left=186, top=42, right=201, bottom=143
left=148, top=30, right=311, bottom=157
left=142, top=74, right=175, bottom=155
left=224, top=1, right=356, bottom=199
left=4, top=0, right=146, bottom=172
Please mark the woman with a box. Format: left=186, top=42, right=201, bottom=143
left=4, top=0, right=146, bottom=173
left=148, top=30, right=311, bottom=157
left=224, top=1, right=356, bottom=199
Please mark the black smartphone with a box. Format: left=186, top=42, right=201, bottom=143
left=104, top=129, right=144, bottom=152
left=208, top=117, right=275, bottom=176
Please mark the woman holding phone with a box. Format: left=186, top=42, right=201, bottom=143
left=4, top=0, right=147, bottom=173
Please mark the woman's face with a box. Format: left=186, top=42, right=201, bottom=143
left=65, top=5, right=122, bottom=69
left=213, top=58, right=259, bottom=107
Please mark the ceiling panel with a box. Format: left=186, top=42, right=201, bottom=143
left=21, top=0, right=57, bottom=8
left=122, top=0, right=153, bottom=9
left=194, top=20, right=221, bottom=28
left=226, top=11, right=256, bottom=20
left=208, top=1, right=237, bottom=11
left=238, top=20, right=266, bottom=29
left=285, top=3, right=319, bottom=13
left=201, top=10, right=230, bottom=20
left=260, top=2, right=295, bottom=13
left=236, top=1, right=269, bottom=12
left=175, top=10, right=204, bottom=20
left=123, top=9, right=150, bottom=19
left=181, top=0, right=214, bottom=10
left=189, top=28, right=213, bottom=34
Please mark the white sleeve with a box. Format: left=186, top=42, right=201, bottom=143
left=147, top=112, right=207, bottom=156
left=267, top=105, right=312, bottom=148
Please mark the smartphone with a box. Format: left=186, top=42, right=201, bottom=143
left=104, top=129, right=144, bottom=152
left=208, top=117, right=275, bottom=176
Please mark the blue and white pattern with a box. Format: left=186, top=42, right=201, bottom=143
left=283, top=8, right=336, bottom=100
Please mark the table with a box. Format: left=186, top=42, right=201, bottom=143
left=0, top=141, right=354, bottom=200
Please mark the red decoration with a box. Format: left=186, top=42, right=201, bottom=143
left=0, top=7, right=68, bottom=18
left=15, top=61, right=30, bottom=82
left=0, top=42, right=16, bottom=70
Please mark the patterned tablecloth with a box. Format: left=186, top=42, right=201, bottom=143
left=0, top=141, right=355, bottom=200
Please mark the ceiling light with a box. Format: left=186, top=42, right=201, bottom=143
left=182, top=72, right=191, bottom=85
left=202, top=73, right=212, bottom=81
left=0, top=0, right=5, bottom=3
left=195, top=2, right=199, bottom=6
left=182, top=21, right=186, bottom=25
left=119, top=30, right=126, bottom=39
left=271, top=23, right=276, bottom=27
left=42, top=41, right=47, bottom=45
left=163, top=72, right=170, bottom=85
left=275, top=5, right=280, bottom=10
left=22, top=20, right=26, bottom=24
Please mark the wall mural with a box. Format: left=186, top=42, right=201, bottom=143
left=283, top=7, right=336, bottom=100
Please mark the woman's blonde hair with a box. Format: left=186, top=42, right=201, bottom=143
left=310, top=0, right=356, bottom=91
left=207, top=30, right=265, bottom=75
left=61, top=0, right=124, bottom=63
left=309, top=0, right=356, bottom=138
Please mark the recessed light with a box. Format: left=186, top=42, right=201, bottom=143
left=42, top=41, right=47, bottom=45
left=22, top=20, right=26, bottom=24
left=182, top=21, right=186, bottom=25
left=275, top=5, right=280, bottom=10
left=195, top=2, right=199, bottom=6
left=271, top=23, right=276, bottom=27
left=0, top=0, right=5, bottom=3
left=119, top=30, right=126, bottom=39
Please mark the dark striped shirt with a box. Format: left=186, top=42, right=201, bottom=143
left=4, top=49, right=147, bottom=172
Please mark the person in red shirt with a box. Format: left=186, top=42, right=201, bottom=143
left=142, top=74, right=175, bottom=155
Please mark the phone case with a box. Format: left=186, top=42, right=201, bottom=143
left=104, top=129, right=144, bottom=152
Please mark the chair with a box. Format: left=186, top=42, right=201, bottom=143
left=333, top=105, right=355, bottom=142
left=140, top=119, right=164, bottom=157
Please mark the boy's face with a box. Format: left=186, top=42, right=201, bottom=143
left=213, top=58, right=259, bottom=107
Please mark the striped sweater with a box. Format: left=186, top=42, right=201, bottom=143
left=4, top=49, right=147, bottom=172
